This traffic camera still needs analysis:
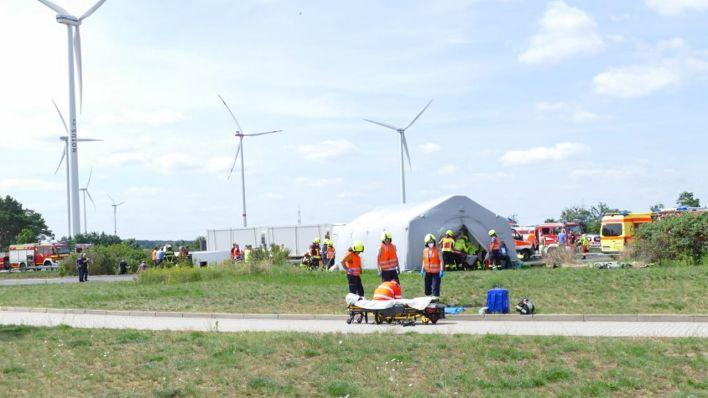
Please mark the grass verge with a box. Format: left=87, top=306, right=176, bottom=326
left=0, top=325, right=705, bottom=397
left=0, top=264, right=705, bottom=314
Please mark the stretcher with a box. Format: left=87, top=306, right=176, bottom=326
left=345, top=293, right=446, bottom=326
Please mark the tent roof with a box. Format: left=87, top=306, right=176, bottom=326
left=345, top=195, right=457, bottom=231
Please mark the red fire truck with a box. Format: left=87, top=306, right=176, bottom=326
left=8, top=243, right=70, bottom=270
left=535, top=222, right=582, bottom=247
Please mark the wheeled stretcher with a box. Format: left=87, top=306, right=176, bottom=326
left=345, top=293, right=446, bottom=326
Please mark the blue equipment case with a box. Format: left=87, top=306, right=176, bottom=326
left=487, top=288, right=509, bottom=314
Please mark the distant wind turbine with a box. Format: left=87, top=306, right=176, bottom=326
left=364, top=99, right=433, bottom=204
left=80, top=169, right=96, bottom=234
left=218, top=94, right=283, bottom=228
left=52, top=99, right=102, bottom=237
left=37, top=0, right=109, bottom=237
left=107, top=194, right=126, bottom=236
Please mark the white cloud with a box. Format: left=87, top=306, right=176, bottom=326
left=501, top=142, right=588, bottom=166
left=593, top=65, right=680, bottom=98
left=433, top=164, right=459, bottom=176
left=294, top=176, right=343, bottom=188
left=0, top=178, right=63, bottom=192
left=519, top=1, right=603, bottom=64
left=419, top=142, right=441, bottom=154
left=645, top=0, right=708, bottom=16
left=571, top=111, right=602, bottom=123
left=297, top=139, right=357, bottom=160
left=535, top=101, right=602, bottom=123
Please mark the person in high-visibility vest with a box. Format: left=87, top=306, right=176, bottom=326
left=341, top=241, right=365, bottom=296
left=307, top=238, right=323, bottom=270
left=453, top=235, right=469, bottom=269
left=488, top=230, right=501, bottom=270
left=377, top=231, right=400, bottom=283
left=373, top=280, right=402, bottom=301
left=324, top=239, right=336, bottom=269
left=440, top=230, right=456, bottom=270
left=578, top=234, right=590, bottom=259
left=420, top=234, right=443, bottom=296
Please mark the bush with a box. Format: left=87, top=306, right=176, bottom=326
left=633, top=213, right=707, bottom=265
left=59, top=244, right=150, bottom=276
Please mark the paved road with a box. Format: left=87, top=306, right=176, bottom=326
left=1, top=310, right=705, bottom=337
left=0, top=275, right=135, bottom=286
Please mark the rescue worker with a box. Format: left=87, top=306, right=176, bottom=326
left=420, top=234, right=443, bottom=297
left=164, top=244, right=175, bottom=264
left=578, top=234, right=590, bottom=259
left=440, top=230, right=456, bottom=271
left=231, top=244, right=242, bottom=261
left=308, top=238, right=323, bottom=270
left=151, top=246, right=158, bottom=266
left=324, top=239, right=336, bottom=269
left=244, top=245, right=253, bottom=262
left=453, top=234, right=469, bottom=269
left=373, top=280, right=402, bottom=301
left=341, top=241, right=365, bottom=297
left=377, top=231, right=400, bottom=283
left=119, top=258, right=128, bottom=275
left=488, top=230, right=501, bottom=270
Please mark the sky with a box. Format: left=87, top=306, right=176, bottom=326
left=1, top=0, right=707, bottom=239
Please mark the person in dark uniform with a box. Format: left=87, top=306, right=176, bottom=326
left=77, top=253, right=88, bottom=282
left=119, top=258, right=128, bottom=275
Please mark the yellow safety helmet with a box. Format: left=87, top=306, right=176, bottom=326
left=488, top=230, right=496, bottom=236
left=313, top=237, right=321, bottom=244
left=381, top=231, right=393, bottom=241
left=424, top=234, right=436, bottom=244
left=351, top=241, right=364, bottom=253
left=446, top=230, right=454, bottom=236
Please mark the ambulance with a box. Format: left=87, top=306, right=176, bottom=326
left=600, top=212, right=653, bottom=254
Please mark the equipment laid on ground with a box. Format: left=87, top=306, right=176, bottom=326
left=486, top=288, right=509, bottom=314
left=345, top=294, right=445, bottom=326
left=515, top=298, right=535, bottom=315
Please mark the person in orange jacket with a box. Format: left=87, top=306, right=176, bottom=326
left=341, top=241, right=365, bottom=296
left=373, top=280, right=402, bottom=301
left=377, top=231, right=400, bottom=283
left=420, top=234, right=443, bottom=296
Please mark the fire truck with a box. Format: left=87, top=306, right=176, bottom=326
left=535, top=222, right=582, bottom=247
left=8, top=243, right=70, bottom=270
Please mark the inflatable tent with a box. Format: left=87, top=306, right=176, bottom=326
left=332, top=195, right=516, bottom=271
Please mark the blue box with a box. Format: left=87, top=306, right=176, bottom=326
left=487, top=288, right=509, bottom=314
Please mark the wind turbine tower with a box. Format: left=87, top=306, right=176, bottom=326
left=364, top=100, right=433, bottom=204
left=37, top=0, right=109, bottom=236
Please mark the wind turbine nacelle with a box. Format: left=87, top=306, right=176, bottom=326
left=56, top=15, right=80, bottom=26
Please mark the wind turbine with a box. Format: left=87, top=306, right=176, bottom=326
left=218, top=94, right=283, bottom=228
left=106, top=194, right=126, bottom=236
left=51, top=100, right=102, bottom=237
left=80, top=169, right=96, bottom=234
left=37, top=0, right=109, bottom=237
left=364, top=100, right=433, bottom=204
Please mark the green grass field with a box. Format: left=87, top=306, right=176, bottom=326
left=0, top=325, right=704, bottom=397
left=0, top=264, right=705, bottom=314
left=0, top=270, right=61, bottom=279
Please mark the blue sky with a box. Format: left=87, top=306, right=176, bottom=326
left=1, top=0, right=706, bottom=239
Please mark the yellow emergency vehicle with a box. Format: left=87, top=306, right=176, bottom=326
left=600, top=212, right=653, bottom=254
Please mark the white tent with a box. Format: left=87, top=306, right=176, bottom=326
left=332, top=195, right=516, bottom=271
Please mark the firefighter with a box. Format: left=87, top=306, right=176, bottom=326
left=453, top=234, right=469, bottom=269
left=488, top=230, right=501, bottom=270
left=307, top=238, right=323, bottom=270
left=164, top=244, right=175, bottom=264
left=231, top=244, right=243, bottom=261
left=341, top=241, right=365, bottom=296
left=420, top=234, right=443, bottom=297
left=151, top=246, right=158, bottom=266
left=377, top=231, right=400, bottom=283
left=440, top=230, right=456, bottom=270
left=324, top=239, right=336, bottom=269
left=373, top=280, right=402, bottom=301
left=578, top=234, right=590, bottom=259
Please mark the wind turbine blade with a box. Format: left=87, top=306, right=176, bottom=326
left=80, top=0, right=108, bottom=20
left=86, top=190, right=96, bottom=208
left=401, top=133, right=412, bottom=169
left=116, top=201, right=126, bottom=206
left=404, top=99, right=433, bottom=130
left=74, top=26, right=83, bottom=112
left=86, top=168, right=93, bottom=188
left=227, top=140, right=242, bottom=180
left=106, top=193, right=115, bottom=205
left=51, top=99, right=69, bottom=134
left=54, top=149, right=66, bottom=175
left=363, top=119, right=400, bottom=131
left=218, top=94, right=244, bottom=133
left=77, top=138, right=104, bottom=142
left=36, top=0, right=68, bottom=15
left=243, top=130, right=283, bottom=137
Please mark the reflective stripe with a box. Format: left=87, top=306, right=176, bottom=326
left=344, top=252, right=362, bottom=276
left=377, top=244, right=399, bottom=271
left=423, top=247, right=441, bottom=273
left=373, top=294, right=395, bottom=301
left=489, top=237, right=500, bottom=250
left=441, top=238, right=454, bottom=252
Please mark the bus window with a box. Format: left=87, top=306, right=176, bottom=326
left=601, top=223, right=622, bottom=237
